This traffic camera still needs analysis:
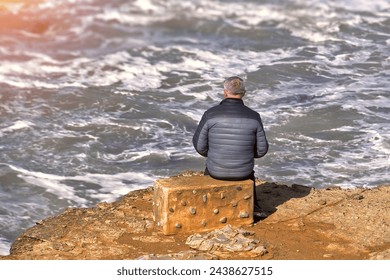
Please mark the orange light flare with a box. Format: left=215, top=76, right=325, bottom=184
left=0, top=0, right=42, bottom=10
left=0, top=0, right=49, bottom=33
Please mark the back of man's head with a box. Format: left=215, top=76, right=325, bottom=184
left=224, top=76, right=246, bottom=97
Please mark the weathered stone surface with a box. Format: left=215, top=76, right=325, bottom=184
left=263, top=185, right=390, bottom=251
left=137, top=251, right=219, bottom=260
left=186, top=225, right=268, bottom=257
left=153, top=175, right=253, bottom=235
left=370, top=249, right=390, bottom=260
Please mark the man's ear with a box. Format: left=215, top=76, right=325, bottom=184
left=223, top=89, right=228, bottom=98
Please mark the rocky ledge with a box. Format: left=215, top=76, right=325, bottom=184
left=1, top=172, right=389, bottom=260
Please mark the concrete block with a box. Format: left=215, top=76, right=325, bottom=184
left=153, top=175, right=254, bottom=235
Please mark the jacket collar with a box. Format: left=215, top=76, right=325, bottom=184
left=220, top=98, right=244, bottom=105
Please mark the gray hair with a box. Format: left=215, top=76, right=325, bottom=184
left=223, top=76, right=246, bottom=96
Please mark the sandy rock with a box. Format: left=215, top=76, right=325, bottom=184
left=0, top=172, right=389, bottom=260
left=137, top=250, right=219, bottom=260
left=369, top=249, right=390, bottom=260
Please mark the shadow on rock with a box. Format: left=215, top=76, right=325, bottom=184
left=255, top=181, right=312, bottom=220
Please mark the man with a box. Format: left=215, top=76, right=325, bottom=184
left=192, top=76, right=269, bottom=219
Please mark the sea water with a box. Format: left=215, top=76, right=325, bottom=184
left=0, top=0, right=389, bottom=255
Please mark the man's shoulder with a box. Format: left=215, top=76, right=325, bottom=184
left=205, top=103, right=221, bottom=112
left=242, top=104, right=260, bottom=115
left=203, top=102, right=223, bottom=116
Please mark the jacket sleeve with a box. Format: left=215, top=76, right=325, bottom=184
left=254, top=116, right=268, bottom=158
left=192, top=112, right=209, bottom=157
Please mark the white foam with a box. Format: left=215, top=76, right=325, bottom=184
left=7, top=164, right=156, bottom=205
left=84, top=0, right=341, bottom=44
left=134, top=0, right=159, bottom=12
left=94, top=1, right=170, bottom=27
left=327, top=0, right=390, bottom=12
left=0, top=49, right=165, bottom=90
left=0, top=238, right=11, bottom=256
left=1, top=121, right=34, bottom=133
left=101, top=149, right=171, bottom=163
left=8, top=165, right=88, bottom=205
left=182, top=109, right=205, bottom=122
left=72, top=171, right=156, bottom=201
left=361, top=126, right=390, bottom=157
left=0, top=15, right=295, bottom=91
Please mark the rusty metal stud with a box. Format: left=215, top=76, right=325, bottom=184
left=169, top=207, right=174, bottom=213
left=201, top=220, right=207, bottom=226
left=231, top=201, right=238, bottom=207
left=236, top=186, right=242, bottom=191
left=244, top=195, right=252, bottom=200
left=220, top=192, right=226, bottom=199
left=220, top=217, right=227, bottom=223
left=213, top=209, right=219, bottom=215
left=180, top=200, right=187, bottom=206
left=202, top=194, right=207, bottom=203
left=192, top=190, right=197, bottom=195
left=175, top=223, right=182, bottom=228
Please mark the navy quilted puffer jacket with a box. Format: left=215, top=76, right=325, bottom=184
left=193, top=98, right=268, bottom=180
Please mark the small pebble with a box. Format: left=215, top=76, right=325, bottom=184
left=189, top=207, right=196, bottom=215
left=318, top=199, right=327, bottom=205
left=239, top=211, right=249, bottom=218
left=354, top=194, right=364, bottom=200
